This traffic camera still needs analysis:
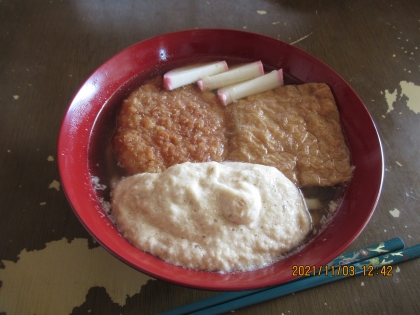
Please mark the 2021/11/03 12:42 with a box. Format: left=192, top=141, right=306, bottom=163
left=292, top=264, right=394, bottom=277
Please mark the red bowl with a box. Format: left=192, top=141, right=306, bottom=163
left=58, top=29, right=383, bottom=290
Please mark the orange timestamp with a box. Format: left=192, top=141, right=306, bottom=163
left=292, top=265, right=394, bottom=277
left=292, top=265, right=356, bottom=277
left=361, top=265, right=393, bottom=277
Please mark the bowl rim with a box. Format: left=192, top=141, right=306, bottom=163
left=58, top=28, right=384, bottom=290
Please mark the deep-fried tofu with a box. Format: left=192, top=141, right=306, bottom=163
left=225, top=83, right=353, bottom=187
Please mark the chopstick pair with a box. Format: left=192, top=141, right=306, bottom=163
left=159, top=238, right=420, bottom=315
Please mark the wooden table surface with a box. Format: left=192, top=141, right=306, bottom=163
left=1, top=0, right=419, bottom=314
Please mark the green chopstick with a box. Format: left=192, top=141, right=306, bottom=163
left=190, top=242, right=420, bottom=315
left=158, top=238, right=405, bottom=315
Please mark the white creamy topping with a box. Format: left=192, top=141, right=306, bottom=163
left=111, top=161, right=311, bottom=272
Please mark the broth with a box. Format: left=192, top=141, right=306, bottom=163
left=88, top=58, right=348, bottom=239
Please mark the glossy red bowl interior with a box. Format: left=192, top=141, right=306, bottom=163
left=58, top=29, right=383, bottom=290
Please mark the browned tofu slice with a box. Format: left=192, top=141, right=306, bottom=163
left=225, top=83, right=353, bottom=187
